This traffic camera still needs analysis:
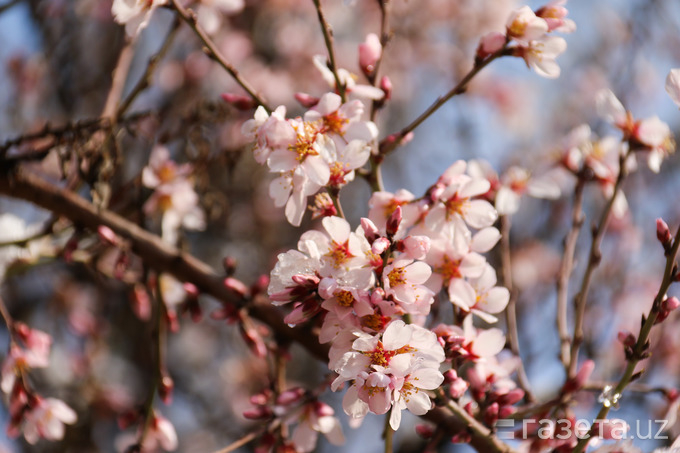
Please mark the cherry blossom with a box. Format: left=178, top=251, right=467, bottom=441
left=112, top=0, right=166, bottom=37
left=506, top=6, right=549, bottom=45
left=290, top=401, right=345, bottom=452
left=313, top=55, right=385, bottom=101
left=22, top=398, right=77, bottom=444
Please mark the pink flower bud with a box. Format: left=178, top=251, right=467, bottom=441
left=250, top=392, right=270, bottom=406
left=563, top=359, right=594, bottom=393
left=443, top=369, right=458, bottom=383
left=498, top=388, right=524, bottom=406
left=451, top=432, right=472, bottom=443
left=657, top=218, right=672, bottom=246
left=662, top=296, right=680, bottom=312
left=386, top=206, right=402, bottom=237
left=617, top=330, right=636, bottom=347
left=183, top=282, right=199, bottom=299
left=291, top=274, right=320, bottom=288
left=476, top=32, right=507, bottom=60
left=449, top=377, right=469, bottom=399
left=294, top=92, right=320, bottom=108
left=358, top=33, right=382, bottom=75
left=243, top=406, right=272, bottom=420
left=97, top=225, right=119, bottom=246
left=276, top=388, right=305, bottom=406
left=223, top=256, right=237, bottom=276
left=220, top=93, right=255, bottom=110
left=314, top=401, right=334, bottom=417
left=372, top=237, right=391, bottom=255
left=415, top=424, right=435, bottom=439
left=380, top=76, right=392, bottom=101
left=224, top=277, right=249, bottom=297
left=360, top=217, right=380, bottom=243
left=499, top=405, right=516, bottom=418
left=483, top=402, right=499, bottom=426
left=595, top=419, right=628, bottom=440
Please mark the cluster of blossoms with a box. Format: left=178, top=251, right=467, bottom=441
left=264, top=157, right=520, bottom=437
left=477, top=0, right=574, bottom=78
left=554, top=89, right=675, bottom=217
left=142, top=145, right=206, bottom=245
left=0, top=322, right=77, bottom=444
left=242, top=93, right=377, bottom=226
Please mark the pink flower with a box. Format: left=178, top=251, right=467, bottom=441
left=1, top=344, right=49, bottom=394
left=381, top=259, right=434, bottom=314
left=313, top=55, right=385, bottom=100
left=536, top=0, right=576, bottom=33
left=291, top=401, right=345, bottom=452
left=518, top=35, right=567, bottom=79
left=22, top=398, right=77, bottom=444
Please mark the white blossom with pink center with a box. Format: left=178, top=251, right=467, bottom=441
left=22, top=398, right=77, bottom=444
left=506, top=6, right=549, bottom=45
left=381, top=259, right=434, bottom=315
left=448, top=264, right=510, bottom=324
left=426, top=161, right=497, bottom=236
left=331, top=321, right=444, bottom=427
left=520, top=35, right=567, bottom=79
left=319, top=278, right=373, bottom=320
left=1, top=344, right=50, bottom=394
left=297, top=216, right=373, bottom=280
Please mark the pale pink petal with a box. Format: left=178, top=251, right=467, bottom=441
left=382, top=320, right=411, bottom=350
left=666, top=69, right=680, bottom=108
left=596, top=89, right=627, bottom=126
left=471, top=227, right=501, bottom=253
left=411, top=368, right=444, bottom=390
left=471, top=328, right=505, bottom=358
left=479, top=287, right=510, bottom=313
left=464, top=200, right=498, bottom=228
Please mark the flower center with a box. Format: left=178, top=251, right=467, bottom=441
left=323, top=111, right=349, bottom=135
left=436, top=255, right=462, bottom=285
left=289, top=122, right=320, bottom=162
left=387, top=267, right=405, bottom=287
left=325, top=240, right=353, bottom=268
left=336, top=290, right=355, bottom=307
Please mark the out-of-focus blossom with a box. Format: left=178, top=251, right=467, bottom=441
left=112, top=0, right=166, bottom=37
left=22, top=398, right=77, bottom=444
left=517, top=35, right=567, bottom=79
left=666, top=68, right=680, bottom=107
left=313, top=56, right=384, bottom=101
left=506, top=6, right=549, bottom=44
left=196, top=0, right=245, bottom=35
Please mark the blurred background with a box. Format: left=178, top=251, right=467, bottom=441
left=1, top=0, right=680, bottom=451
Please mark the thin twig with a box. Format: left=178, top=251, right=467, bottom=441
left=573, top=222, right=680, bottom=453
left=311, top=0, right=346, bottom=102
left=0, top=0, right=22, bottom=16
left=568, top=152, right=630, bottom=378
left=378, top=45, right=511, bottom=157
left=556, top=178, right=585, bottom=370
left=445, top=400, right=517, bottom=453
left=213, top=431, right=259, bottom=453
left=117, top=17, right=181, bottom=118
left=499, top=215, right=535, bottom=402
left=170, top=0, right=272, bottom=112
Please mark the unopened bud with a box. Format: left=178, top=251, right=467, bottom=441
left=662, top=296, right=680, bottom=312
left=358, top=33, right=382, bottom=75
left=98, top=225, right=120, bottom=246
left=291, top=274, right=320, bottom=287
left=380, top=76, right=392, bottom=101
left=183, top=282, right=199, bottom=299
left=131, top=284, right=152, bottom=321
left=159, top=374, right=174, bottom=404
left=243, top=406, right=272, bottom=420
left=224, top=277, right=249, bottom=297
left=372, top=237, right=391, bottom=255
left=476, top=32, right=506, bottom=61
left=386, top=206, right=402, bottom=237
left=294, top=92, right=319, bottom=108
left=415, top=424, right=434, bottom=439
left=220, top=93, right=255, bottom=110
left=617, top=330, right=636, bottom=347
left=483, top=402, right=499, bottom=426
left=276, top=388, right=305, bottom=406
left=314, top=401, right=334, bottom=417
left=360, top=217, right=380, bottom=243
left=223, top=256, right=237, bottom=276
left=498, top=388, right=524, bottom=406
left=657, top=218, right=672, bottom=247
left=563, top=359, right=594, bottom=393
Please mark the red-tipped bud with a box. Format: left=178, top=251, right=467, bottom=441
left=415, top=424, right=435, bottom=439
left=291, top=274, right=320, bottom=288
left=483, top=402, right=499, bottom=426
left=183, top=282, right=199, bottom=299
left=224, top=277, right=249, bottom=298
left=449, top=377, right=469, bottom=399
left=276, top=388, right=305, bottom=406
left=498, top=388, right=524, bottom=406
left=563, top=359, right=594, bottom=393
left=314, top=401, right=335, bottom=417
left=443, top=369, right=458, bottom=384
left=98, top=225, right=120, bottom=246
left=358, top=33, right=382, bottom=75
left=220, top=93, right=255, bottom=110
left=159, top=374, right=174, bottom=404
left=379, top=76, right=392, bottom=101
left=662, top=296, right=680, bottom=312
left=386, top=206, right=402, bottom=237
left=451, top=432, right=472, bottom=443
left=657, top=218, right=672, bottom=247
left=223, top=256, right=237, bottom=276
left=294, top=92, right=320, bottom=108
left=131, top=284, right=152, bottom=321
left=617, top=330, right=636, bottom=347
left=499, top=405, right=516, bottom=418
left=240, top=323, right=267, bottom=358
left=243, top=406, right=272, bottom=420
left=249, top=391, right=270, bottom=406
left=251, top=275, right=269, bottom=297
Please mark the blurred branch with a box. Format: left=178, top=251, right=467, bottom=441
left=556, top=177, right=585, bottom=371
left=169, top=0, right=272, bottom=112
left=213, top=431, right=259, bottom=453
left=444, top=399, right=517, bottom=453
left=0, top=0, right=21, bottom=15
left=573, top=222, right=680, bottom=452
left=0, top=167, right=518, bottom=453
left=117, top=16, right=181, bottom=117
left=0, top=111, right=153, bottom=162
left=583, top=380, right=671, bottom=396
left=311, top=0, right=346, bottom=102
left=499, top=215, right=534, bottom=402
left=568, top=151, right=630, bottom=378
